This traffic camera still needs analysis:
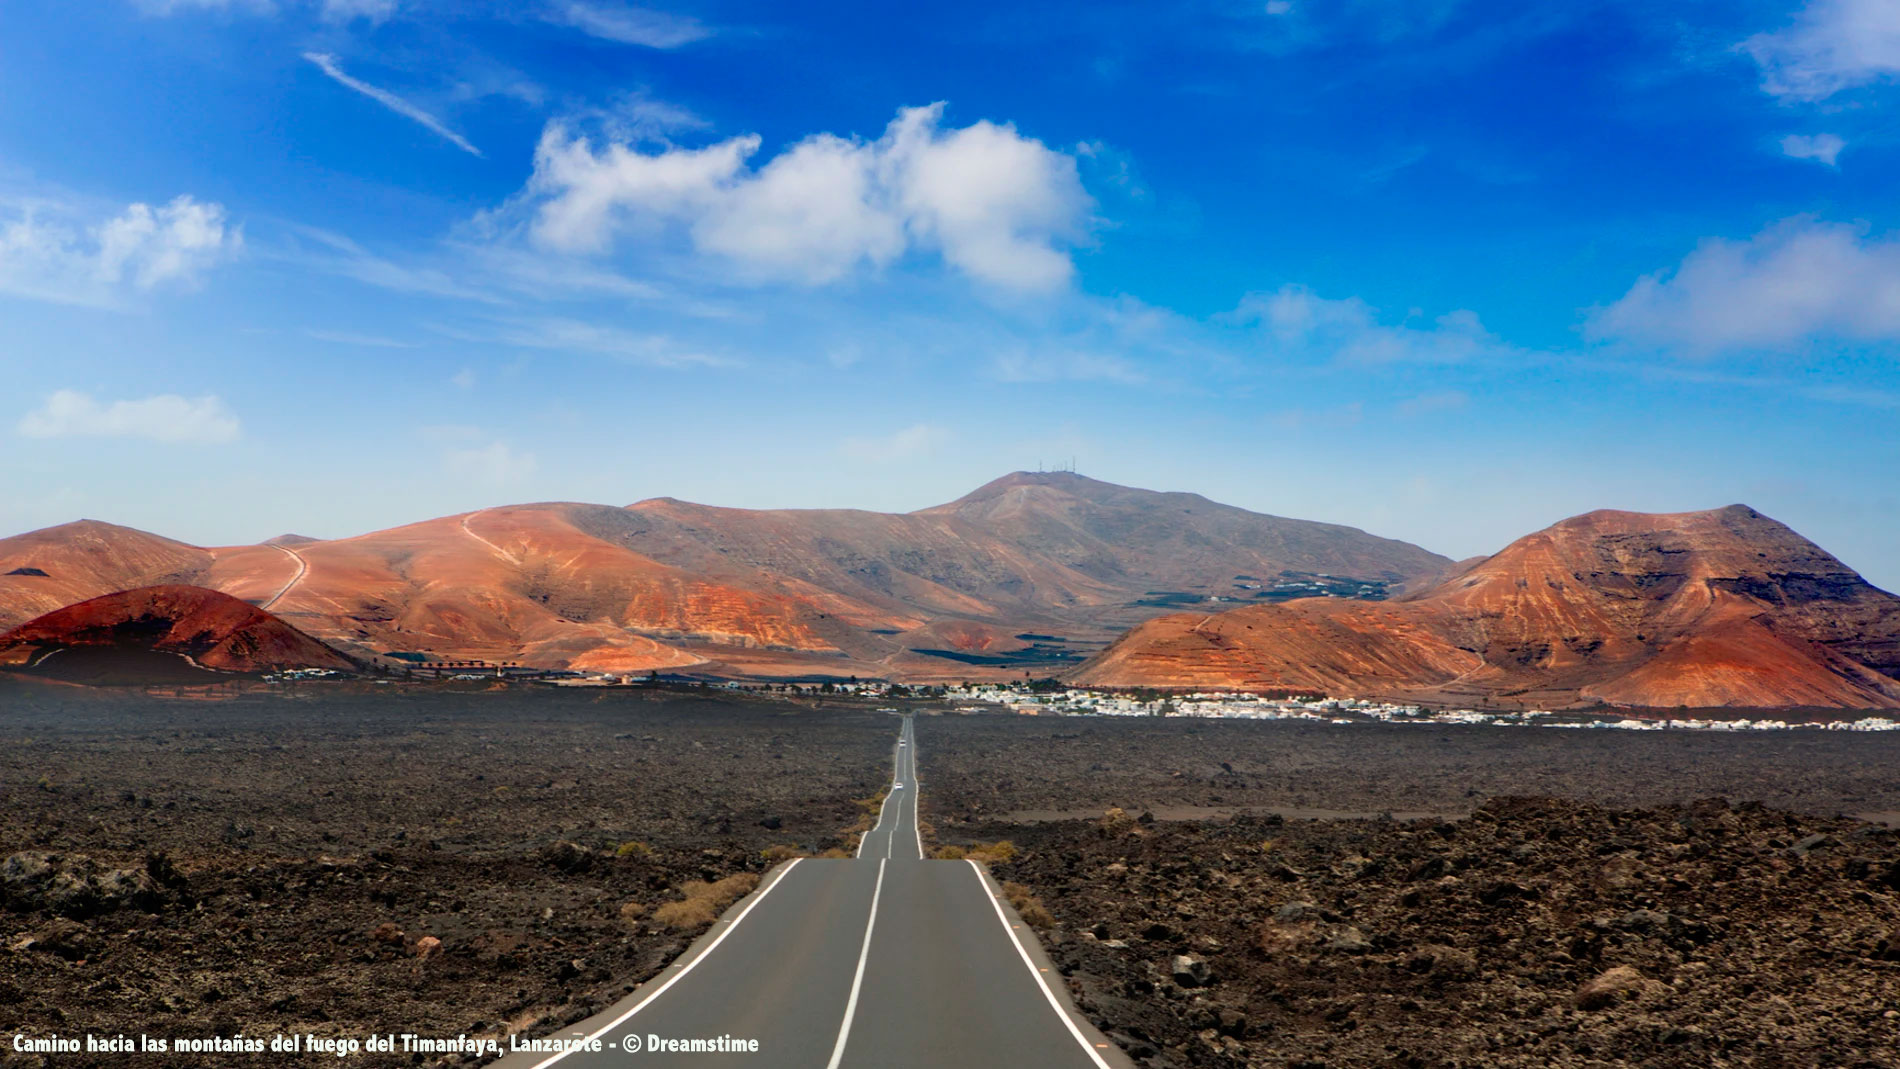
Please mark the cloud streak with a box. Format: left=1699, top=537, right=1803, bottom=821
left=549, top=2, right=710, bottom=48
left=303, top=52, right=482, bottom=157
left=17, top=390, right=241, bottom=444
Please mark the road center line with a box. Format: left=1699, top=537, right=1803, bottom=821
left=823, top=857, right=887, bottom=1069
left=965, top=859, right=1115, bottom=1069
left=518, top=858, right=804, bottom=1069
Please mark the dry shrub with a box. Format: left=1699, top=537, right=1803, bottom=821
left=651, top=898, right=717, bottom=930
left=966, top=840, right=1019, bottom=865
left=618, top=901, right=646, bottom=929
left=1099, top=807, right=1136, bottom=834
left=615, top=840, right=653, bottom=858
left=818, top=847, right=852, bottom=859
left=761, top=844, right=803, bottom=863
left=652, top=872, right=762, bottom=931
left=932, top=845, right=968, bottom=860
left=1001, top=881, right=1054, bottom=929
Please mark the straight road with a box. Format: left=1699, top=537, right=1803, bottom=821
left=494, top=715, right=1129, bottom=1069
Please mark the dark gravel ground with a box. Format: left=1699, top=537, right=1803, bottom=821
left=916, top=713, right=1900, bottom=1069
left=913, top=713, right=1900, bottom=821
left=0, top=680, right=897, bottom=1068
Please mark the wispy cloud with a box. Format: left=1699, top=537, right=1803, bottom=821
left=547, top=2, right=712, bottom=48
left=1740, top=0, right=1900, bottom=101
left=432, top=316, right=731, bottom=368
left=1780, top=132, right=1845, bottom=167
left=840, top=423, right=950, bottom=462
left=991, top=349, right=1146, bottom=385
left=1395, top=389, right=1469, bottom=417
left=442, top=440, right=537, bottom=484
left=303, top=52, right=482, bottom=157
left=1234, top=285, right=1512, bottom=365
left=17, top=390, right=241, bottom=444
left=304, top=328, right=419, bottom=348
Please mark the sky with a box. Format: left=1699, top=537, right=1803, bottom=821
left=3, top=0, right=1899, bottom=589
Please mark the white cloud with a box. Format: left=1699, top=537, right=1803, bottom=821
left=1590, top=217, right=1900, bottom=352
left=17, top=390, right=241, bottom=444
left=1265, top=1, right=1293, bottom=14
left=1780, top=132, right=1845, bottom=166
left=1234, top=285, right=1506, bottom=364
left=1741, top=0, right=1900, bottom=101
left=303, top=53, right=482, bottom=157
left=549, top=2, right=710, bottom=48
left=840, top=423, right=949, bottom=462
left=442, top=440, right=537, bottom=484
left=515, top=102, right=1092, bottom=292
left=0, top=194, right=239, bottom=306
left=321, top=0, right=396, bottom=19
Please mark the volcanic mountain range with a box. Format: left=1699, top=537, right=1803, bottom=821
left=2, top=473, right=1897, bottom=709
left=0, top=472, right=1448, bottom=681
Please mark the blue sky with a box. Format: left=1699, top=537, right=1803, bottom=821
left=4, top=0, right=1899, bottom=589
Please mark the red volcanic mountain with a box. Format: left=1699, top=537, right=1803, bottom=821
left=0, top=585, right=355, bottom=679
left=0, top=473, right=1449, bottom=679
left=1074, top=505, right=1900, bottom=710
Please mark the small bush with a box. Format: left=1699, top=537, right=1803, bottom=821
left=1099, top=807, right=1135, bottom=834
left=615, top=840, right=654, bottom=858
left=651, top=871, right=761, bottom=931
left=761, top=844, right=803, bottom=863
left=1001, top=881, right=1054, bottom=929
left=966, top=840, right=1019, bottom=865
left=652, top=898, right=717, bottom=929
left=932, top=845, right=968, bottom=860
left=618, top=901, right=646, bottom=928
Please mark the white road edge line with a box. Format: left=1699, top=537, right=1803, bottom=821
left=858, top=779, right=898, bottom=859
left=518, top=858, right=805, bottom=1069
left=823, top=857, right=887, bottom=1069
left=909, top=722, right=924, bottom=861
left=965, top=858, right=1115, bottom=1069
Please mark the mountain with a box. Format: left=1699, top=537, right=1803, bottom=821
left=0, top=585, right=355, bottom=681
left=0, top=473, right=1450, bottom=679
left=0, top=520, right=212, bottom=630
left=1073, top=505, right=1900, bottom=710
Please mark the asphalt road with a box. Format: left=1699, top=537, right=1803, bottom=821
left=493, top=715, right=1131, bottom=1069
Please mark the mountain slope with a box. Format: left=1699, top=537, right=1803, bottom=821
left=1074, top=505, right=1900, bottom=709
left=0, top=473, right=1449, bottom=678
left=0, top=585, right=355, bottom=677
left=0, top=521, right=212, bottom=630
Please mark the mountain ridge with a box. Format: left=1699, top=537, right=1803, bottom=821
left=1074, top=503, right=1900, bottom=709
left=0, top=473, right=1450, bottom=680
